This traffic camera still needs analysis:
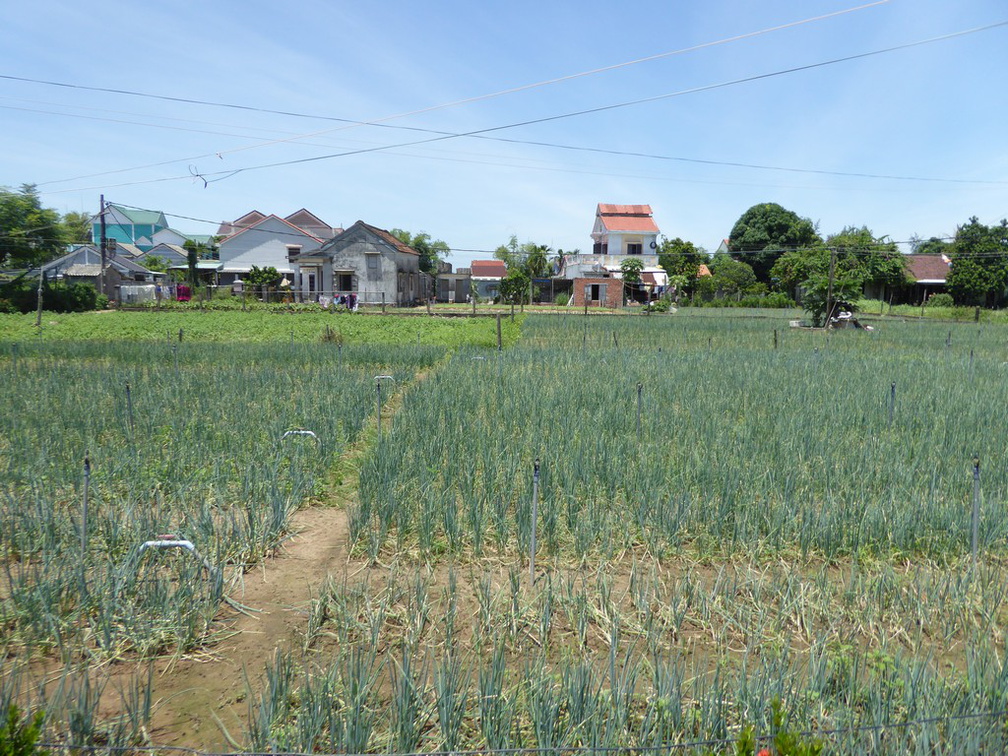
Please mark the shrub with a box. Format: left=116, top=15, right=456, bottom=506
left=0, top=278, right=101, bottom=313
left=925, top=293, right=954, bottom=308
left=0, top=705, right=47, bottom=756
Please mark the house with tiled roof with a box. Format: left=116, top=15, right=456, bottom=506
left=559, top=204, right=668, bottom=304
left=287, top=220, right=431, bottom=306
left=904, top=253, right=950, bottom=303
left=215, top=210, right=339, bottom=290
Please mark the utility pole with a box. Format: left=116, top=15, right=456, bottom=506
left=99, top=195, right=107, bottom=298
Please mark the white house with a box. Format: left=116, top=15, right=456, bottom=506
left=215, top=210, right=338, bottom=287
left=558, top=204, right=667, bottom=287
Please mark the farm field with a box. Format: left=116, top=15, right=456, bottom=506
left=2, top=310, right=1008, bottom=754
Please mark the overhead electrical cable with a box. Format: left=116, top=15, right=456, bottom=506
left=16, top=1, right=891, bottom=187
left=34, top=19, right=1008, bottom=194
left=183, top=21, right=1008, bottom=186
left=1, top=1, right=891, bottom=155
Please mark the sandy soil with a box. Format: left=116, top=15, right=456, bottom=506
left=143, top=503, right=351, bottom=749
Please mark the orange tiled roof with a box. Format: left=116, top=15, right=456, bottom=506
left=597, top=203, right=659, bottom=233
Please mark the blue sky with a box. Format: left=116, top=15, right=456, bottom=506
left=1, top=0, right=1005, bottom=266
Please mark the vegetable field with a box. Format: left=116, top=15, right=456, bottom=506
left=3, top=310, right=1008, bottom=754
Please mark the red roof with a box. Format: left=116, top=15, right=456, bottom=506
left=596, top=203, right=659, bottom=233
left=471, top=259, right=507, bottom=278
left=361, top=223, right=418, bottom=256
left=905, top=254, right=949, bottom=283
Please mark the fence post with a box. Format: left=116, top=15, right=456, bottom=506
left=530, top=457, right=540, bottom=585
left=81, top=453, right=90, bottom=602
left=973, top=457, right=981, bottom=568
left=497, top=314, right=502, bottom=351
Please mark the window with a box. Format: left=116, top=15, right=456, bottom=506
left=627, top=243, right=643, bottom=255
left=337, top=273, right=352, bottom=292
left=366, top=256, right=378, bottom=270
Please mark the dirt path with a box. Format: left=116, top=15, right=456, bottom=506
left=142, top=372, right=424, bottom=750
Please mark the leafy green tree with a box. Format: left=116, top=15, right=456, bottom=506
left=728, top=202, right=821, bottom=284
left=800, top=271, right=864, bottom=327
left=620, top=256, right=644, bottom=284
left=910, top=234, right=952, bottom=256
left=498, top=267, right=530, bottom=304
left=246, top=265, right=281, bottom=298
left=657, top=237, right=707, bottom=289
left=61, top=210, right=92, bottom=244
left=827, top=226, right=905, bottom=294
left=493, top=236, right=553, bottom=279
left=390, top=229, right=450, bottom=275
left=703, top=252, right=758, bottom=299
left=524, top=244, right=551, bottom=279
left=0, top=184, right=65, bottom=268
left=946, top=217, right=1008, bottom=306
left=771, top=226, right=905, bottom=299
left=140, top=254, right=169, bottom=273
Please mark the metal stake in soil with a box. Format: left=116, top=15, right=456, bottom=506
left=81, top=452, right=90, bottom=601
left=973, top=457, right=981, bottom=568
left=530, top=457, right=540, bottom=585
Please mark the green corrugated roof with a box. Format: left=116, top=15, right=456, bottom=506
left=110, top=204, right=165, bottom=225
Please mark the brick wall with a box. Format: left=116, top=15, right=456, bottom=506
left=571, top=277, right=623, bottom=308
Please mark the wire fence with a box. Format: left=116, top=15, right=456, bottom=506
left=36, top=706, right=1008, bottom=756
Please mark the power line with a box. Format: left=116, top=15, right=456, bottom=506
left=36, top=20, right=1008, bottom=195
left=2, top=0, right=890, bottom=177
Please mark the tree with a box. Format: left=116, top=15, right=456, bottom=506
left=141, top=254, right=169, bottom=273
left=658, top=237, right=708, bottom=294
left=0, top=185, right=65, bottom=268
left=524, top=245, right=551, bottom=279
left=493, top=236, right=553, bottom=278
left=728, top=203, right=821, bottom=285
left=620, top=256, right=644, bottom=284
left=246, top=265, right=281, bottom=298
left=493, top=235, right=521, bottom=269
left=826, top=226, right=905, bottom=295
left=801, top=270, right=863, bottom=327
left=390, top=229, right=450, bottom=275
left=61, top=210, right=92, bottom=244
left=770, top=226, right=905, bottom=301
left=695, top=253, right=759, bottom=302
left=498, top=267, right=530, bottom=304
left=946, top=217, right=1008, bottom=306
left=910, top=234, right=952, bottom=256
